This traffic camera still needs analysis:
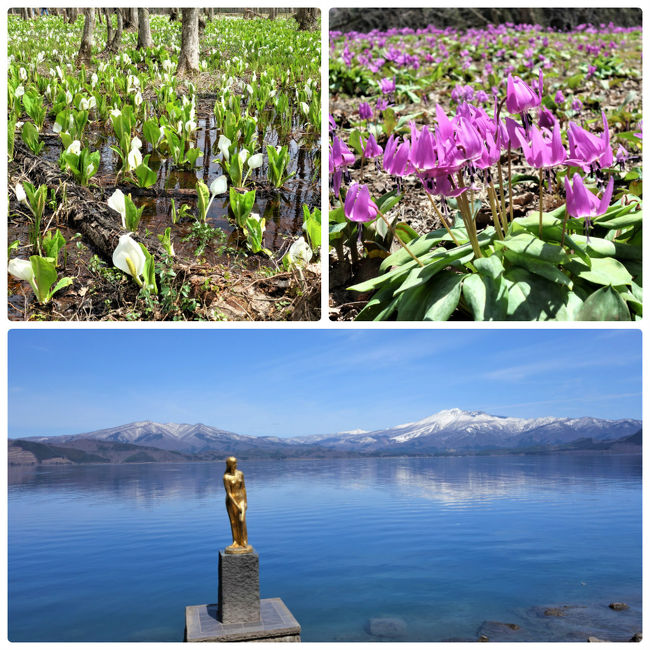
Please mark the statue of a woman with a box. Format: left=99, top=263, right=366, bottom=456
left=223, top=457, right=252, bottom=554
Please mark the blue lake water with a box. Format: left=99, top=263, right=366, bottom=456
left=8, top=455, right=641, bottom=642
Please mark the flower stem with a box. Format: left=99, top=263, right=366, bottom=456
left=538, top=167, right=544, bottom=239
left=424, top=191, right=461, bottom=246
left=377, top=209, right=424, bottom=267
left=456, top=173, right=483, bottom=259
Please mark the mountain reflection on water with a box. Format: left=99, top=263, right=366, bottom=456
left=9, top=455, right=641, bottom=642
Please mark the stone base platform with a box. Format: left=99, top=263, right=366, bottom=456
left=185, top=598, right=301, bottom=642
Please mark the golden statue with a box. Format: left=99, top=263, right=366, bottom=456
left=223, top=457, right=252, bottom=554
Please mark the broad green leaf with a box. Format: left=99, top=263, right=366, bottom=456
left=577, top=285, right=631, bottom=320
left=569, top=256, right=633, bottom=286
left=503, top=267, right=577, bottom=321
left=496, top=232, right=569, bottom=264
left=462, top=257, right=508, bottom=321
left=503, top=250, right=572, bottom=287
left=421, top=272, right=463, bottom=321
left=30, top=255, right=57, bottom=303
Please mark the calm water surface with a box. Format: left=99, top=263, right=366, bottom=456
left=8, top=455, right=641, bottom=642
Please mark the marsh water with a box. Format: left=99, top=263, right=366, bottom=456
left=41, top=101, right=319, bottom=256
left=8, top=455, right=641, bottom=642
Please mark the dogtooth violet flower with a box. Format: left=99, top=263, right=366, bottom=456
left=363, top=133, right=383, bottom=159
left=358, top=102, right=373, bottom=120
left=519, top=122, right=566, bottom=169
left=378, top=77, right=396, bottom=94
left=565, top=111, right=613, bottom=170
left=344, top=183, right=379, bottom=223
left=564, top=173, right=614, bottom=221
left=112, top=234, right=146, bottom=285
left=506, top=70, right=543, bottom=114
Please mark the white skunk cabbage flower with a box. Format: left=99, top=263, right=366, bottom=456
left=91, top=72, right=98, bottom=87
left=134, top=91, right=143, bottom=106
left=110, top=108, right=121, bottom=118
left=247, top=153, right=263, bottom=169
left=210, top=175, right=227, bottom=196
left=107, top=189, right=127, bottom=228
left=112, top=234, right=145, bottom=285
left=19, top=67, right=27, bottom=80
left=288, top=237, right=313, bottom=266
left=238, top=149, right=249, bottom=165
left=79, top=96, right=96, bottom=111
left=66, top=140, right=81, bottom=155
left=218, top=135, right=231, bottom=161
left=52, top=122, right=62, bottom=134
left=65, top=90, right=73, bottom=104
left=15, top=85, right=25, bottom=98
left=301, top=102, right=310, bottom=116
left=127, top=145, right=142, bottom=171
left=15, top=183, right=27, bottom=204
left=8, top=258, right=38, bottom=294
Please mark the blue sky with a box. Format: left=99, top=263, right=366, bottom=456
left=8, top=329, right=641, bottom=438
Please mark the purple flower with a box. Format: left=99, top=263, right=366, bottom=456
left=554, top=89, right=565, bottom=104
left=358, top=102, right=373, bottom=120
left=330, top=136, right=356, bottom=170
left=506, top=70, right=543, bottom=114
left=571, top=98, right=583, bottom=112
left=328, top=114, right=337, bottom=133
left=344, top=183, right=379, bottom=222
left=566, top=111, right=612, bottom=170
left=615, top=145, right=628, bottom=164
left=519, top=122, right=566, bottom=169
left=383, top=134, right=412, bottom=176
left=363, top=133, right=383, bottom=159
left=378, top=77, right=396, bottom=94
left=565, top=173, right=614, bottom=220
left=376, top=98, right=389, bottom=112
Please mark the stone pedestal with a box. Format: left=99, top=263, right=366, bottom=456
left=185, top=598, right=301, bottom=642
left=218, top=549, right=260, bottom=624
left=184, top=547, right=301, bottom=642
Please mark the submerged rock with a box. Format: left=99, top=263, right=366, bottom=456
left=364, top=617, right=407, bottom=639
left=476, top=621, right=521, bottom=641
left=629, top=632, right=642, bottom=642
left=609, top=602, right=629, bottom=611
left=588, top=636, right=609, bottom=642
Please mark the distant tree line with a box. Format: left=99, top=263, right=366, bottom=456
left=10, top=8, right=319, bottom=75
left=330, top=7, right=642, bottom=32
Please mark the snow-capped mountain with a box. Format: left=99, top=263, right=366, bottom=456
left=18, top=409, right=641, bottom=456
left=24, top=421, right=255, bottom=454
left=285, top=408, right=642, bottom=453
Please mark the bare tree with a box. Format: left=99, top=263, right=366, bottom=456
left=176, top=8, right=199, bottom=75
left=137, top=8, right=154, bottom=49
left=77, top=8, right=95, bottom=65
left=66, top=8, right=78, bottom=24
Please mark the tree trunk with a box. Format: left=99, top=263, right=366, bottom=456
left=268, top=8, right=277, bottom=20
left=77, top=8, right=95, bottom=65
left=207, top=8, right=214, bottom=20
left=294, top=8, right=318, bottom=30
left=176, top=8, right=199, bottom=75
left=137, top=8, right=154, bottom=49
left=123, top=7, right=137, bottom=30
left=108, top=10, right=124, bottom=52
left=104, top=9, right=114, bottom=52
left=66, top=8, right=78, bottom=24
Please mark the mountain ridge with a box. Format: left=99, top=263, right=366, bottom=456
left=13, top=409, right=641, bottom=459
